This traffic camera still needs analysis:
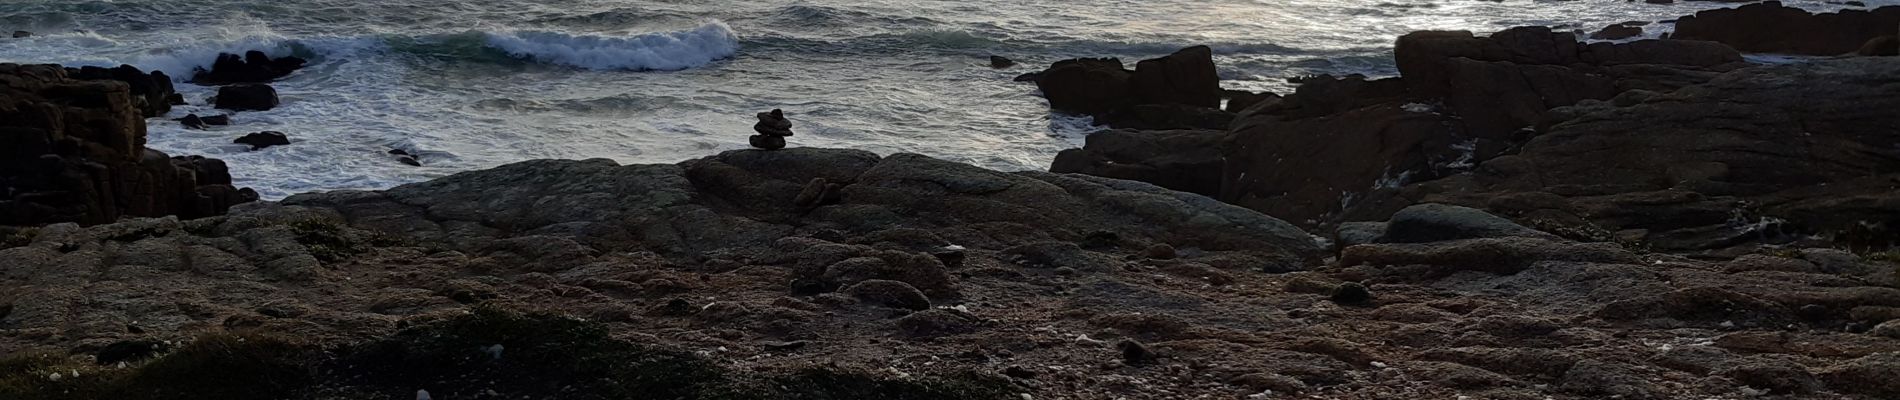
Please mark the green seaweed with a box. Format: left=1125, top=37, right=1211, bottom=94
left=0, top=335, right=308, bottom=400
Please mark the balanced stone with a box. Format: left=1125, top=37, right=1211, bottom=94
left=749, top=134, right=787, bottom=150
left=749, top=109, right=795, bottom=150
left=755, top=109, right=794, bottom=137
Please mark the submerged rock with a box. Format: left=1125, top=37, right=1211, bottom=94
left=192, top=50, right=308, bottom=84
left=989, top=55, right=1016, bottom=69
left=234, top=131, right=291, bottom=150
left=176, top=113, right=231, bottom=129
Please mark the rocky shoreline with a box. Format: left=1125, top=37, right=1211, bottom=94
left=4, top=2, right=1900, bottom=399
left=1042, top=2, right=1900, bottom=255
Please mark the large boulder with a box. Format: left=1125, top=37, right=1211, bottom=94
left=1032, top=46, right=1229, bottom=126
left=1673, top=2, right=1900, bottom=55
left=1034, top=58, right=1132, bottom=116
left=0, top=63, right=256, bottom=225
left=1127, top=45, right=1221, bottom=109
left=234, top=131, right=291, bottom=150
left=1378, top=203, right=1559, bottom=243
left=215, top=83, right=280, bottom=111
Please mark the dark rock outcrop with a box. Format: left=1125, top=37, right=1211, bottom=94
left=1, top=63, right=256, bottom=225
left=1673, top=2, right=1900, bottom=55
left=1218, top=27, right=1744, bottom=229
left=214, top=83, right=280, bottom=111
left=191, top=50, right=308, bottom=85
left=64, top=64, right=178, bottom=118
left=1032, top=46, right=1228, bottom=127
left=1127, top=45, right=1221, bottom=109
left=1033, top=57, right=1133, bottom=116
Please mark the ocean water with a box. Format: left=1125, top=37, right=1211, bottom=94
left=0, top=0, right=1886, bottom=198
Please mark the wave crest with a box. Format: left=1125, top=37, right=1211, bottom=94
left=481, top=22, right=739, bottom=71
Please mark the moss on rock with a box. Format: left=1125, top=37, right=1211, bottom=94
left=0, top=308, right=1016, bottom=400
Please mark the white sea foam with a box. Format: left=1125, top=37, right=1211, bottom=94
left=481, top=21, right=740, bottom=71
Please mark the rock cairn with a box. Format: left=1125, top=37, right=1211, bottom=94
left=749, top=109, right=794, bottom=150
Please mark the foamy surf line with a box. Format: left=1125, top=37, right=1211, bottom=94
left=4, top=22, right=742, bottom=82
left=482, top=21, right=741, bottom=71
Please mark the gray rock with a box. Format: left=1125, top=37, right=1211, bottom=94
left=842, top=279, right=931, bottom=311
left=895, top=308, right=981, bottom=337
left=214, top=83, right=279, bottom=111
left=1822, top=353, right=1900, bottom=398
left=1719, top=355, right=1822, bottom=394
left=1334, top=221, right=1387, bottom=248
left=1558, top=359, right=1661, bottom=399
left=1380, top=203, right=1557, bottom=243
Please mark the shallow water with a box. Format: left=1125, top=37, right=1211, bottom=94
left=0, top=0, right=1886, bottom=198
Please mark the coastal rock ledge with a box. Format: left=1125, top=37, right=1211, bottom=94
left=5, top=146, right=1900, bottom=398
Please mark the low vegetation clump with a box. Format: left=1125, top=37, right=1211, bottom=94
left=0, top=227, right=37, bottom=249
left=286, top=218, right=406, bottom=262
left=0, top=308, right=1016, bottom=400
